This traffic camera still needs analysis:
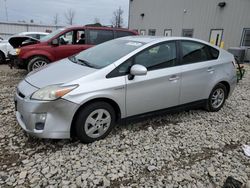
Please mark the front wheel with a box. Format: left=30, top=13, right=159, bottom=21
left=206, top=83, right=227, bottom=112
left=27, top=56, right=50, bottom=72
left=75, top=102, right=116, bottom=143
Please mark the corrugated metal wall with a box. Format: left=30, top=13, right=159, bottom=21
left=129, top=0, right=250, bottom=60
left=0, top=22, right=63, bottom=39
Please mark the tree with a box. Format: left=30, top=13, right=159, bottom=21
left=64, top=9, right=76, bottom=25
left=94, top=17, right=100, bottom=24
left=53, top=13, right=60, bottom=25
left=111, top=7, right=124, bottom=28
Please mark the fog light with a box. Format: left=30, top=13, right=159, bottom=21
left=36, top=113, right=47, bottom=122
left=35, top=122, right=45, bottom=130
left=35, top=113, right=47, bottom=130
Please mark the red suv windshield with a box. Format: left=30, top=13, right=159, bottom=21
left=40, top=28, right=65, bottom=42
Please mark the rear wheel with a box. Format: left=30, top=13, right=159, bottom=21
left=206, top=83, right=227, bottom=112
left=0, top=52, right=5, bottom=64
left=75, top=102, right=116, bottom=143
left=27, top=56, right=50, bottom=72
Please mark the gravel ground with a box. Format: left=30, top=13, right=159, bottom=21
left=0, top=64, right=249, bottom=188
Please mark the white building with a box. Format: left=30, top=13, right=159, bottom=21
left=129, top=0, right=250, bottom=61
left=0, top=21, right=63, bottom=39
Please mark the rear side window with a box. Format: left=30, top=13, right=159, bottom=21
left=88, top=30, right=114, bottom=45
left=115, top=31, right=134, bottom=38
left=208, top=46, right=219, bottom=59
left=181, top=41, right=219, bottom=64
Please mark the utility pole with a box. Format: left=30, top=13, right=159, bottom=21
left=4, top=0, right=9, bottom=21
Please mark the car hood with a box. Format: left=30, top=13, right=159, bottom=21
left=25, top=58, right=97, bottom=88
left=8, top=36, right=39, bottom=48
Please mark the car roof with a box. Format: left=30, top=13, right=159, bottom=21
left=118, top=36, right=215, bottom=47
left=63, top=25, right=136, bottom=32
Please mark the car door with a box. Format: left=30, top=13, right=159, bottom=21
left=52, top=30, right=77, bottom=60
left=179, top=40, right=220, bottom=104
left=73, top=29, right=92, bottom=52
left=87, top=29, right=114, bottom=45
left=125, top=41, right=182, bottom=117
left=53, top=30, right=91, bottom=61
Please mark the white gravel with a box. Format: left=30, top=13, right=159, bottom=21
left=0, top=64, right=249, bottom=187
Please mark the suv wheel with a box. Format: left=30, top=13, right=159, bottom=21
left=206, top=83, right=227, bottom=112
left=75, top=102, right=116, bottom=143
left=27, top=56, right=49, bottom=72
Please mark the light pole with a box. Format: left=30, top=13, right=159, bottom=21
left=4, top=0, right=8, bottom=21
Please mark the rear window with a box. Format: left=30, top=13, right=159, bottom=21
left=88, top=30, right=114, bottom=45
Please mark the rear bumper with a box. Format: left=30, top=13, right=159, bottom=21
left=228, top=74, right=237, bottom=97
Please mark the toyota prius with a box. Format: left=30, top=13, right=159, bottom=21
left=15, top=36, right=237, bottom=143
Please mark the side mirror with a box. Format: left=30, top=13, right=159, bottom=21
left=129, top=64, right=147, bottom=80
left=51, top=38, right=59, bottom=46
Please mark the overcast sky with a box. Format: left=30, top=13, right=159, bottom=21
left=0, top=0, right=129, bottom=26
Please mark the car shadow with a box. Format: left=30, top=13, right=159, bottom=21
left=22, top=106, right=206, bottom=151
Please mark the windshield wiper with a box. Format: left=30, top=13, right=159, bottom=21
left=77, top=59, right=97, bottom=68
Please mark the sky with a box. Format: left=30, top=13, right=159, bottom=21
left=0, top=0, right=129, bottom=26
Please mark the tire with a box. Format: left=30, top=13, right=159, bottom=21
left=0, top=51, right=5, bottom=64
left=205, top=83, right=228, bottom=112
left=27, top=56, right=50, bottom=72
left=75, top=102, right=116, bottom=143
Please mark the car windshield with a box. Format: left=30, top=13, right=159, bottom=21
left=74, top=39, right=145, bottom=69
left=40, top=28, right=65, bottom=42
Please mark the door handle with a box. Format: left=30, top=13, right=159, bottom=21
left=207, top=67, right=215, bottom=73
left=169, top=75, right=180, bottom=81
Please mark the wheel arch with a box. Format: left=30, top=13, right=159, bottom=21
left=27, top=54, right=52, bottom=63
left=22, top=50, right=54, bottom=63
left=70, top=97, right=122, bottom=138
left=218, top=81, right=230, bottom=98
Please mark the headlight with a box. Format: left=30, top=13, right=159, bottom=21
left=31, top=84, right=78, bottom=101
left=15, top=48, right=21, bottom=55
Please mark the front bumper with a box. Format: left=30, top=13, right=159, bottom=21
left=15, top=81, right=79, bottom=139
left=8, top=54, right=26, bottom=69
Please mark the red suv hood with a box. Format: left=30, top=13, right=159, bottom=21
left=8, top=36, right=39, bottom=48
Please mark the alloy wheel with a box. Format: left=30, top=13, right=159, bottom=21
left=211, top=88, right=225, bottom=109
left=84, top=109, right=112, bottom=138
left=32, top=60, right=47, bottom=70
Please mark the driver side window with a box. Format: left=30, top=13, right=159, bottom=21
left=134, top=41, right=177, bottom=70
left=106, top=41, right=177, bottom=78
left=58, top=31, right=73, bottom=45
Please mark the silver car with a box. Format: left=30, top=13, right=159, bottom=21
left=15, top=36, right=237, bottom=143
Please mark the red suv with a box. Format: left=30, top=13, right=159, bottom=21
left=10, top=26, right=138, bottom=72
